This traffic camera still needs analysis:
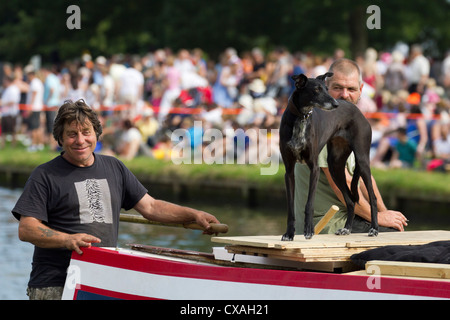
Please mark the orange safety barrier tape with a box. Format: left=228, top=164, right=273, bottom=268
left=16, top=104, right=441, bottom=120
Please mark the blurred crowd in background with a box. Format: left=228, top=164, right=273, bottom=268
left=1, top=43, right=450, bottom=172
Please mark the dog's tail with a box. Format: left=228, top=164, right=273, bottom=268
left=350, top=165, right=360, bottom=204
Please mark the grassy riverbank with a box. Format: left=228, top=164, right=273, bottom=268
left=1, top=145, right=450, bottom=200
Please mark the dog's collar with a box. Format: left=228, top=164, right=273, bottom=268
left=302, top=109, right=313, bottom=121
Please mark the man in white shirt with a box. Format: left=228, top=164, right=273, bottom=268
left=1, top=76, right=21, bottom=147
left=117, top=59, right=144, bottom=119
left=407, top=44, right=430, bottom=94
left=25, top=65, right=45, bottom=151
left=42, top=65, right=61, bottom=149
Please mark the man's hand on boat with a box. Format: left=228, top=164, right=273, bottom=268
left=63, top=233, right=102, bottom=255
left=18, top=216, right=101, bottom=255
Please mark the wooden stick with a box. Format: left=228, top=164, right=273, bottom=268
left=119, top=213, right=229, bottom=234
left=314, top=205, right=339, bottom=235
left=366, top=260, right=450, bottom=279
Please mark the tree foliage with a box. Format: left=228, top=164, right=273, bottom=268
left=0, top=0, right=449, bottom=64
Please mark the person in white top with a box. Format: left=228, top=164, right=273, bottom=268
left=433, top=119, right=450, bottom=160
left=42, top=66, right=61, bottom=150
left=175, top=49, right=208, bottom=89
left=116, top=118, right=151, bottom=160
left=25, top=65, right=45, bottom=151
left=442, top=50, right=450, bottom=90
left=1, top=76, right=21, bottom=147
left=158, top=55, right=181, bottom=123
left=117, top=59, right=144, bottom=119
left=407, top=44, right=430, bottom=94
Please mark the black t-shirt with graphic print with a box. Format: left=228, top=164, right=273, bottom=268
left=12, top=153, right=148, bottom=288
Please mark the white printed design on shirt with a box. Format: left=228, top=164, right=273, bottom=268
left=74, top=179, right=113, bottom=224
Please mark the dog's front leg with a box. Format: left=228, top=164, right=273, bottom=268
left=304, top=164, right=320, bottom=239
left=281, top=167, right=296, bottom=241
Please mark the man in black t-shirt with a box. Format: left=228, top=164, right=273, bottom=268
left=12, top=99, right=221, bottom=300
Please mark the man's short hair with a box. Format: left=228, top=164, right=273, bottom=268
left=328, top=58, right=362, bottom=85
left=53, top=99, right=103, bottom=146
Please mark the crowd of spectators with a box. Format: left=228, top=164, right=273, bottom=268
left=1, top=44, right=450, bottom=172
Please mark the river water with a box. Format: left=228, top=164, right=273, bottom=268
left=0, top=186, right=286, bottom=300
left=0, top=187, right=33, bottom=300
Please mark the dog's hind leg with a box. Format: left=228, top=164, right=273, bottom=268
left=331, top=175, right=356, bottom=235
left=358, top=161, right=379, bottom=236
left=352, top=134, right=379, bottom=237
left=350, top=163, right=360, bottom=204
left=327, top=144, right=355, bottom=235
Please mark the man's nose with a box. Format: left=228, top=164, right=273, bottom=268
left=340, top=88, right=349, bottom=99
left=75, top=132, right=85, bottom=144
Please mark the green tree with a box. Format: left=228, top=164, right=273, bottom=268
left=0, top=0, right=449, bottom=64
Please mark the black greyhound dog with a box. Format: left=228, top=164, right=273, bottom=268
left=280, top=73, right=379, bottom=240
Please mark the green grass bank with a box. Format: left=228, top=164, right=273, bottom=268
left=0, top=146, right=449, bottom=204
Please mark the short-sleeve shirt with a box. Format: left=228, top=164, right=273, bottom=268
left=294, top=146, right=355, bottom=234
left=12, top=153, right=148, bottom=288
left=26, top=78, right=44, bottom=112
left=1, top=84, right=21, bottom=116
left=44, top=73, right=61, bottom=107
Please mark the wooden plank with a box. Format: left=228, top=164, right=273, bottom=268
left=366, top=260, right=450, bottom=279
left=225, top=246, right=307, bottom=261
left=225, top=246, right=355, bottom=263
left=214, top=248, right=354, bottom=272
left=345, top=230, right=450, bottom=248
left=225, top=246, right=369, bottom=263
left=225, top=245, right=374, bottom=259
left=211, top=235, right=284, bottom=248
left=212, top=230, right=450, bottom=250
left=213, top=231, right=450, bottom=265
left=296, top=247, right=376, bottom=258
left=314, top=205, right=339, bottom=234
left=211, top=234, right=350, bottom=249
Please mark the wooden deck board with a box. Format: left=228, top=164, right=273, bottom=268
left=366, top=260, right=450, bottom=279
left=212, top=230, right=450, bottom=265
left=212, top=231, right=450, bottom=249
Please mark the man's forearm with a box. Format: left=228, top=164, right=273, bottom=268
left=18, top=216, right=101, bottom=254
left=135, top=194, right=219, bottom=233
left=359, top=176, right=387, bottom=212
left=18, top=216, right=70, bottom=249
left=147, top=199, right=199, bottom=224
left=323, top=167, right=376, bottom=221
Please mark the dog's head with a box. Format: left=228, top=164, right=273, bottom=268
left=291, top=73, right=339, bottom=112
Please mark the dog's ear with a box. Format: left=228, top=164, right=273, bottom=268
left=292, top=74, right=308, bottom=89
left=316, top=72, right=333, bottom=82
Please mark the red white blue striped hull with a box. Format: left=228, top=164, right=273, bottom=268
left=62, top=247, right=450, bottom=300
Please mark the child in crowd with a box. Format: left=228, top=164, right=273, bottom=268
left=390, top=127, right=417, bottom=168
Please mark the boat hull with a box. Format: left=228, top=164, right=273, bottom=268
left=62, top=247, right=450, bottom=300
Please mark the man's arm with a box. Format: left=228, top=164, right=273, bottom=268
left=133, top=193, right=220, bottom=234
left=18, top=216, right=101, bottom=254
left=322, top=167, right=408, bottom=231
left=359, top=174, right=387, bottom=211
